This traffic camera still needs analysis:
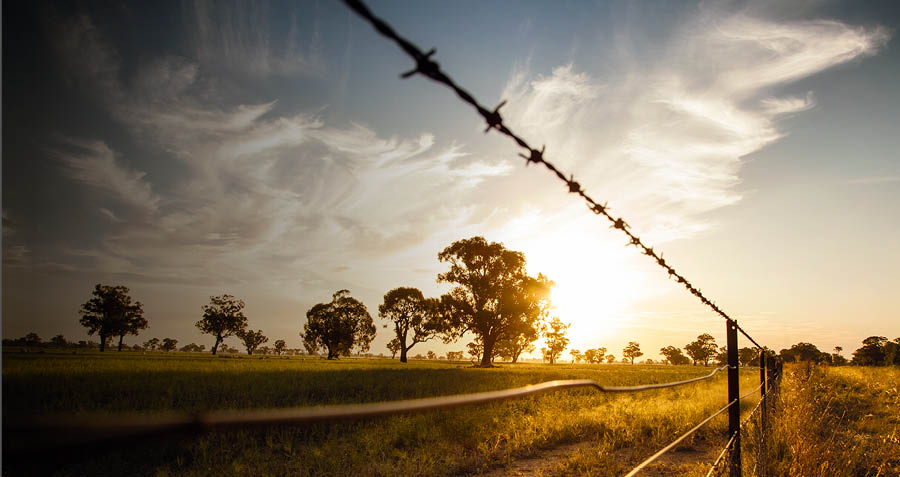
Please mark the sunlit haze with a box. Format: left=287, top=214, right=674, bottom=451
left=3, top=0, right=899, bottom=360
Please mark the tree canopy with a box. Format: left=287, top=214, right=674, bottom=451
left=623, top=341, right=643, bottom=364
left=436, top=236, right=553, bottom=367
left=660, top=345, right=690, bottom=365
left=301, top=290, right=376, bottom=359
left=685, top=333, right=718, bottom=366
left=379, top=287, right=441, bottom=363
left=195, top=294, right=248, bottom=355
left=79, top=284, right=147, bottom=352
left=541, top=317, right=570, bottom=364
left=238, top=329, right=268, bottom=355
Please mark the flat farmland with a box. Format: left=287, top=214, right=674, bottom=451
left=3, top=351, right=762, bottom=476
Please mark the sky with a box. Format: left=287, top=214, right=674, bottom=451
left=3, top=0, right=899, bottom=360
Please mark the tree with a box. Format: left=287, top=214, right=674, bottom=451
left=715, top=346, right=728, bottom=366
left=623, top=341, right=643, bottom=364
left=273, top=340, right=286, bottom=355
left=446, top=351, right=464, bottom=361
left=541, top=317, right=570, bottom=364
left=606, top=354, right=616, bottom=364
left=258, top=346, right=271, bottom=355
left=179, top=343, right=204, bottom=352
left=301, top=290, right=376, bottom=360
left=237, top=329, right=268, bottom=355
left=831, top=346, right=848, bottom=366
left=196, top=294, right=248, bottom=355
left=685, top=333, right=718, bottom=366
left=436, top=237, right=553, bottom=368
left=660, top=346, right=690, bottom=365
left=50, top=335, right=67, bottom=347
left=570, top=349, right=582, bottom=363
left=387, top=338, right=401, bottom=359
left=379, top=287, right=441, bottom=363
left=739, top=347, right=759, bottom=367
left=781, top=342, right=828, bottom=363
left=467, top=340, right=484, bottom=363
left=426, top=350, right=436, bottom=360
left=143, top=338, right=160, bottom=351
left=852, top=336, right=889, bottom=366
left=79, top=284, right=147, bottom=352
left=160, top=338, right=178, bottom=352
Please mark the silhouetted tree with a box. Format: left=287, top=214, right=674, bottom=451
left=143, top=337, right=160, bottom=351
left=685, top=333, right=718, bottom=366
left=387, top=338, right=401, bottom=359
left=160, top=338, right=177, bottom=352
left=738, top=347, right=759, bottom=367
left=51, top=335, right=67, bottom=347
left=79, top=284, right=146, bottom=352
left=179, top=343, right=204, bottom=352
left=273, top=340, right=286, bottom=355
left=379, top=287, right=441, bottom=363
left=237, top=329, right=268, bottom=355
left=541, top=317, right=569, bottom=364
left=23, top=333, right=42, bottom=347
left=426, top=350, right=436, bottom=360
left=196, top=295, right=248, bottom=355
left=623, top=341, right=643, bottom=364
left=852, top=336, right=889, bottom=365
left=436, top=237, right=553, bottom=367
left=780, top=342, right=828, bottom=363
left=446, top=350, right=464, bottom=361
left=605, top=354, right=615, bottom=364
left=301, top=290, right=376, bottom=360
left=660, top=346, right=690, bottom=365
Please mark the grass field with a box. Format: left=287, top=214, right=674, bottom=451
left=0, top=351, right=783, bottom=475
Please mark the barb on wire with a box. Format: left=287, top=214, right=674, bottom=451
left=343, top=0, right=762, bottom=348
left=6, top=367, right=727, bottom=455
left=624, top=398, right=736, bottom=477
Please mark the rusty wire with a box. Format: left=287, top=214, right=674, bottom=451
left=343, top=0, right=762, bottom=349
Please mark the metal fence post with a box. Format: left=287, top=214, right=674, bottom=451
left=727, top=320, right=741, bottom=476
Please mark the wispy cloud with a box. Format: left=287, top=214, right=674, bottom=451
left=45, top=11, right=511, bottom=298
left=49, top=139, right=161, bottom=213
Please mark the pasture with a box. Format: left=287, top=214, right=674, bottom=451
left=3, top=351, right=771, bottom=475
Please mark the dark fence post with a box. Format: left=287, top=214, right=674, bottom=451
left=759, top=349, right=767, bottom=475
left=727, top=320, right=741, bottom=476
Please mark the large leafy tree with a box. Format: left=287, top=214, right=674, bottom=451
left=851, top=336, right=889, bottom=365
left=541, top=317, right=570, bottom=364
left=660, top=345, right=690, bottom=365
left=79, top=284, right=147, bottom=352
left=685, top=333, right=718, bottom=366
left=379, top=287, right=441, bottom=363
left=436, top=236, right=553, bottom=367
left=623, top=341, right=643, bottom=364
left=301, top=290, right=376, bottom=359
left=237, top=329, right=268, bottom=355
left=196, top=294, right=248, bottom=355
left=273, top=340, right=286, bottom=355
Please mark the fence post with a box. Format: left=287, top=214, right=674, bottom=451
left=759, top=349, right=767, bottom=475
left=727, top=320, right=741, bottom=476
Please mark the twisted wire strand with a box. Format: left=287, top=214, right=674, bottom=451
left=342, top=0, right=762, bottom=349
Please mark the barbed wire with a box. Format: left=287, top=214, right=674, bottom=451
left=6, top=366, right=728, bottom=455
left=342, top=0, right=762, bottom=350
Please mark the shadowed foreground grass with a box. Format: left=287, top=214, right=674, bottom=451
left=3, top=351, right=758, bottom=476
